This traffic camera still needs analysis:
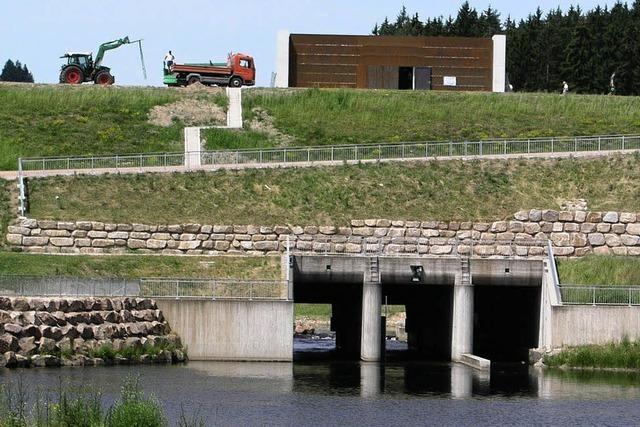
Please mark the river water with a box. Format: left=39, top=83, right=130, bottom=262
left=2, top=338, right=640, bottom=426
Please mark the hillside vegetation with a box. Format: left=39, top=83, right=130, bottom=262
left=0, top=253, right=280, bottom=279
left=0, top=84, right=225, bottom=170
left=27, top=154, right=640, bottom=225
left=202, top=89, right=640, bottom=150
left=557, top=256, right=640, bottom=286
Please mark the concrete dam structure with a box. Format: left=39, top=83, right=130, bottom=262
left=157, top=253, right=552, bottom=365
left=292, top=255, right=543, bottom=363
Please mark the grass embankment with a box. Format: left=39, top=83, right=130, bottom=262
left=0, top=253, right=280, bottom=279
left=0, top=85, right=224, bottom=170
left=546, top=340, right=640, bottom=370
left=27, top=155, right=640, bottom=225
left=204, top=89, right=640, bottom=149
left=557, top=256, right=640, bottom=286
left=0, top=376, right=202, bottom=427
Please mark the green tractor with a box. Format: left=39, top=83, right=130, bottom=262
left=59, top=36, right=145, bottom=85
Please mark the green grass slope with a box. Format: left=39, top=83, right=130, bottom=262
left=557, top=256, right=640, bottom=286
left=0, top=181, right=10, bottom=246
left=27, top=154, right=640, bottom=225
left=0, top=253, right=280, bottom=279
left=0, top=85, right=188, bottom=170
left=202, top=89, right=640, bottom=149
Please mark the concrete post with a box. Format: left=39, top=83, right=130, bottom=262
left=275, top=30, right=290, bottom=88
left=226, top=87, right=243, bottom=129
left=450, top=363, right=472, bottom=399
left=361, top=270, right=382, bottom=362
left=360, top=362, right=382, bottom=397
left=183, top=127, right=202, bottom=170
left=492, top=35, right=507, bottom=93
left=451, top=273, right=473, bottom=361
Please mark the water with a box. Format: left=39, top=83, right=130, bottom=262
left=2, top=340, right=640, bottom=426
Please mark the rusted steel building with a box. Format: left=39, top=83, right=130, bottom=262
left=275, top=32, right=506, bottom=92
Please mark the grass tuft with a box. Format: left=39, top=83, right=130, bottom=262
left=546, top=339, right=640, bottom=369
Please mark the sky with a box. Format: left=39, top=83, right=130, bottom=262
left=0, top=0, right=620, bottom=87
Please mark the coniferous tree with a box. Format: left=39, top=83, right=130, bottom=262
left=0, top=59, right=34, bottom=82
left=371, top=2, right=640, bottom=95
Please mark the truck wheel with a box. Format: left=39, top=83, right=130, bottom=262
left=187, top=76, right=201, bottom=85
left=61, top=66, right=84, bottom=84
left=229, top=77, right=243, bottom=88
left=94, top=71, right=114, bottom=86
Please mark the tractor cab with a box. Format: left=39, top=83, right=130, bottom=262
left=61, top=53, right=93, bottom=71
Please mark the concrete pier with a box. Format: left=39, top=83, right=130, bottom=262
left=361, top=274, right=382, bottom=362
left=451, top=273, right=474, bottom=362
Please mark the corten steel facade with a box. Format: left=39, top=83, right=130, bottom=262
left=275, top=32, right=506, bottom=92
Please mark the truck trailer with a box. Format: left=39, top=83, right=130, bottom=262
left=163, top=53, right=255, bottom=87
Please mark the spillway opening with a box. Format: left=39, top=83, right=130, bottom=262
left=473, top=285, right=541, bottom=363
left=383, top=284, right=454, bottom=361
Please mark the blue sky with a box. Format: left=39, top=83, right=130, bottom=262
left=0, top=0, right=619, bottom=87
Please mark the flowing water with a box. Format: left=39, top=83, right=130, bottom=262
left=2, top=338, right=640, bottom=426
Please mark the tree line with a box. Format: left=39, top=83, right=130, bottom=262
left=0, top=59, right=34, bottom=83
left=373, top=2, right=640, bottom=95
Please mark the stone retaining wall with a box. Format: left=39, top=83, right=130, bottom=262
left=7, top=209, right=640, bottom=257
left=0, top=297, right=185, bottom=368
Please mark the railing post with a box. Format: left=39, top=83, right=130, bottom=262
left=402, top=143, right=405, bottom=159
left=479, top=140, right=483, bottom=156
left=592, top=287, right=596, bottom=306
left=629, top=288, right=632, bottom=307
left=504, top=140, right=507, bottom=155
left=623, top=135, right=626, bottom=150
left=355, top=146, right=358, bottom=161
left=379, top=144, right=382, bottom=161
left=307, top=148, right=310, bottom=163
left=598, top=136, right=601, bottom=151
left=283, top=148, right=286, bottom=164
left=527, top=139, right=530, bottom=154
left=574, top=138, right=577, bottom=152
left=551, top=138, right=554, bottom=152
left=259, top=149, right=263, bottom=164
left=464, top=141, right=468, bottom=156
left=331, top=146, right=334, bottom=162
left=425, top=143, right=428, bottom=158
left=449, top=141, right=453, bottom=157
left=176, top=280, right=179, bottom=300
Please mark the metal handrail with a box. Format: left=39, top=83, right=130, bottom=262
left=559, top=285, right=640, bottom=306
left=0, top=275, right=288, bottom=301
left=18, top=134, right=640, bottom=172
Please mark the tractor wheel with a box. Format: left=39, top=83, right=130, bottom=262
left=94, top=71, right=114, bottom=86
left=60, top=66, right=84, bottom=84
left=229, top=77, right=243, bottom=88
left=187, top=76, right=201, bottom=86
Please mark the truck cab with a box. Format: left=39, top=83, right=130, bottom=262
left=232, top=54, right=255, bottom=86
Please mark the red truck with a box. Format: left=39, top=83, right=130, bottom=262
left=163, top=53, right=255, bottom=87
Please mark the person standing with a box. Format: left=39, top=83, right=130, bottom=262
left=164, top=50, right=175, bottom=69
left=609, top=73, right=616, bottom=95
left=561, top=81, right=569, bottom=95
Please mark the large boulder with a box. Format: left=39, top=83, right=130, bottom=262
left=12, top=298, right=30, bottom=312
left=0, top=334, right=19, bottom=353
left=39, top=337, right=58, bottom=354
left=18, top=337, right=38, bottom=356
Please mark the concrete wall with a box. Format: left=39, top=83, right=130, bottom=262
left=156, top=299, right=293, bottom=361
left=8, top=209, right=640, bottom=257
left=552, top=305, right=640, bottom=347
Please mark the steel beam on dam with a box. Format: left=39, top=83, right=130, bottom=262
left=293, top=255, right=544, bottom=363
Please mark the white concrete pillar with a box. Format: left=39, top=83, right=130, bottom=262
left=360, top=362, right=382, bottom=398
left=275, top=30, right=290, bottom=88
left=492, top=35, right=507, bottom=93
left=451, top=275, right=473, bottom=362
left=361, top=280, right=382, bottom=362
left=183, top=127, right=201, bottom=170
left=226, top=87, right=243, bottom=129
left=450, top=363, right=472, bottom=399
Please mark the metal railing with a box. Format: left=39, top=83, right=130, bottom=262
left=20, top=152, right=185, bottom=172
left=18, top=134, right=640, bottom=173
left=0, top=275, right=288, bottom=301
left=139, top=278, right=289, bottom=300
left=559, top=286, right=640, bottom=306
left=0, top=275, right=139, bottom=297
